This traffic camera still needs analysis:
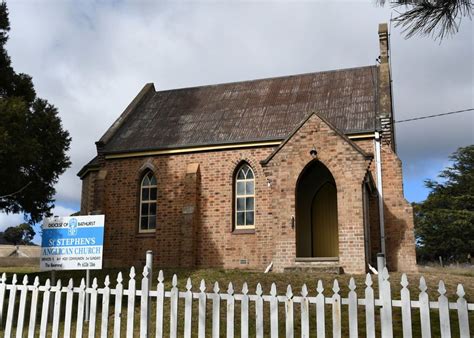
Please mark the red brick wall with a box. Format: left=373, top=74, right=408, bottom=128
left=261, top=115, right=371, bottom=273
left=353, top=138, right=417, bottom=271
left=95, top=147, right=274, bottom=269
left=80, top=117, right=416, bottom=273
left=379, top=145, right=417, bottom=271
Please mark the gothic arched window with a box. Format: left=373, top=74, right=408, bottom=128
left=235, top=164, right=255, bottom=229
left=139, top=171, right=157, bottom=232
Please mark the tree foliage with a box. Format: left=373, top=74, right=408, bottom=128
left=378, top=0, right=473, bottom=40
left=3, top=223, right=36, bottom=245
left=0, top=2, right=71, bottom=223
left=413, top=145, right=474, bottom=262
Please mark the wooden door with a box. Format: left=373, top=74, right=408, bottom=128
left=311, top=183, right=339, bottom=257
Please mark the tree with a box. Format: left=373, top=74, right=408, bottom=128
left=377, top=0, right=473, bottom=40
left=3, top=223, right=36, bottom=245
left=413, top=145, right=474, bottom=262
left=0, top=2, right=71, bottom=223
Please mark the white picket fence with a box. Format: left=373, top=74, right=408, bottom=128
left=0, top=266, right=472, bottom=337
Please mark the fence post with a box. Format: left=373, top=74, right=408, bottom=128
left=145, top=250, right=153, bottom=290
left=145, top=251, right=153, bottom=337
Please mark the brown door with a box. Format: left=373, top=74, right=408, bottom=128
left=311, top=183, right=339, bottom=257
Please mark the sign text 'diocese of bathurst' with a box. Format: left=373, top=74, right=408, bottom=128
left=40, top=215, right=105, bottom=271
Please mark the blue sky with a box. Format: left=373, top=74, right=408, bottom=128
left=1, top=1, right=473, bottom=240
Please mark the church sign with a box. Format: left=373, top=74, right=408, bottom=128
left=40, top=215, right=105, bottom=271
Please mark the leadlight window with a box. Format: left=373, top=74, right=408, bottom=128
left=139, top=171, right=157, bottom=232
left=235, top=164, right=255, bottom=229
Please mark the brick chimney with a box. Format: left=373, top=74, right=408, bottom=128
left=377, top=23, right=395, bottom=150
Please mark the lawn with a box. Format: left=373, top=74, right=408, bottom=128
left=0, top=264, right=473, bottom=336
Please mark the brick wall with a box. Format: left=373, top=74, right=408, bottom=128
left=92, top=147, right=274, bottom=269
left=80, top=116, right=416, bottom=273
left=261, top=114, right=371, bottom=274
left=353, top=138, right=417, bottom=271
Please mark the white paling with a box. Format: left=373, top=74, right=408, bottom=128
left=113, top=272, right=124, bottom=338
left=198, top=279, right=206, bottom=338
left=75, top=279, right=86, bottom=338
left=380, top=268, right=393, bottom=338
left=211, top=282, right=220, bottom=338
left=332, top=279, right=341, bottom=338
left=169, top=274, right=178, bottom=338
left=438, top=281, right=451, bottom=337
left=126, top=267, right=136, bottom=338
left=241, top=283, right=249, bottom=338
left=456, top=284, right=470, bottom=337
left=348, top=277, right=358, bottom=338
left=285, top=285, right=294, bottom=338
left=52, top=279, right=62, bottom=338
left=5, top=274, right=17, bottom=338
left=270, top=283, right=278, bottom=338
left=255, top=283, right=264, bottom=338
left=184, top=278, right=193, bottom=338
left=88, top=278, right=98, bottom=338
left=226, top=282, right=235, bottom=338
left=15, top=275, right=28, bottom=338
left=39, top=279, right=51, bottom=338
left=155, top=270, right=165, bottom=338
left=27, top=277, right=40, bottom=338
left=301, top=284, right=309, bottom=338
left=101, top=275, right=111, bottom=338
left=419, top=276, right=431, bottom=338
left=315, top=280, right=325, bottom=338
left=0, top=273, right=6, bottom=325
left=64, top=278, right=74, bottom=338
left=364, top=274, right=375, bottom=338
left=400, top=274, right=412, bottom=338
left=140, top=267, right=150, bottom=338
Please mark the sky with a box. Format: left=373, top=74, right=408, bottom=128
left=1, top=1, right=473, bottom=237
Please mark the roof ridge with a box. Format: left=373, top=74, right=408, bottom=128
left=154, top=65, right=377, bottom=93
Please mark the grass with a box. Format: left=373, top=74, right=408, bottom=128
left=0, top=264, right=473, bottom=336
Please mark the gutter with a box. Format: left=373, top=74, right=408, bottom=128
left=374, top=131, right=386, bottom=256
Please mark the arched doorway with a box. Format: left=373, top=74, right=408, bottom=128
left=296, top=161, right=339, bottom=258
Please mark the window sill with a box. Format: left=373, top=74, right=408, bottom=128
left=232, top=228, right=256, bottom=235
left=136, top=232, right=156, bottom=238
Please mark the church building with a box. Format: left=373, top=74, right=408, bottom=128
left=78, top=24, right=417, bottom=274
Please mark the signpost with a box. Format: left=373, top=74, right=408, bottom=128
left=40, top=215, right=105, bottom=271
left=40, top=215, right=105, bottom=321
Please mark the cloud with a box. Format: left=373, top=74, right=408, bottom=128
left=4, top=0, right=473, bottom=213
left=0, top=213, right=25, bottom=231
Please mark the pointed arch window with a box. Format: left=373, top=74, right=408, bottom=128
left=139, top=171, right=157, bottom=232
left=235, top=164, right=255, bottom=229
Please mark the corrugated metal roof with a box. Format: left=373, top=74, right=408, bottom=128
left=102, top=65, right=378, bottom=154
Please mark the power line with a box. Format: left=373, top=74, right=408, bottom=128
left=395, top=108, right=474, bottom=123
